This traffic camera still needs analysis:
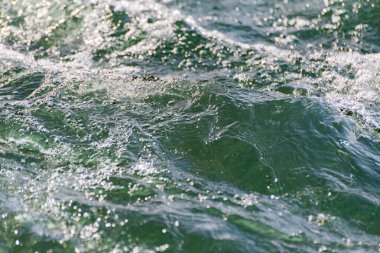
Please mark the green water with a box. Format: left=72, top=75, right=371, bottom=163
left=0, top=0, right=380, bottom=252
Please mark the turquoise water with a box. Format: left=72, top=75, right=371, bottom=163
left=0, top=0, right=380, bottom=252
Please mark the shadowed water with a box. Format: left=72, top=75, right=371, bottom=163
left=1, top=0, right=380, bottom=252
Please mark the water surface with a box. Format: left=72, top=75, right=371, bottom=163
left=1, top=0, right=380, bottom=252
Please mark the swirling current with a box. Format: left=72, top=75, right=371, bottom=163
left=0, top=0, right=380, bottom=252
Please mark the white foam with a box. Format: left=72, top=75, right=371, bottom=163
left=324, top=52, right=380, bottom=128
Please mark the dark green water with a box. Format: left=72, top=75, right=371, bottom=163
left=1, top=0, right=380, bottom=252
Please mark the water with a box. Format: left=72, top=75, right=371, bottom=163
left=0, top=0, right=380, bottom=252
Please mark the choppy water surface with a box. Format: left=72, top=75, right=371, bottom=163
left=1, top=0, right=380, bottom=252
